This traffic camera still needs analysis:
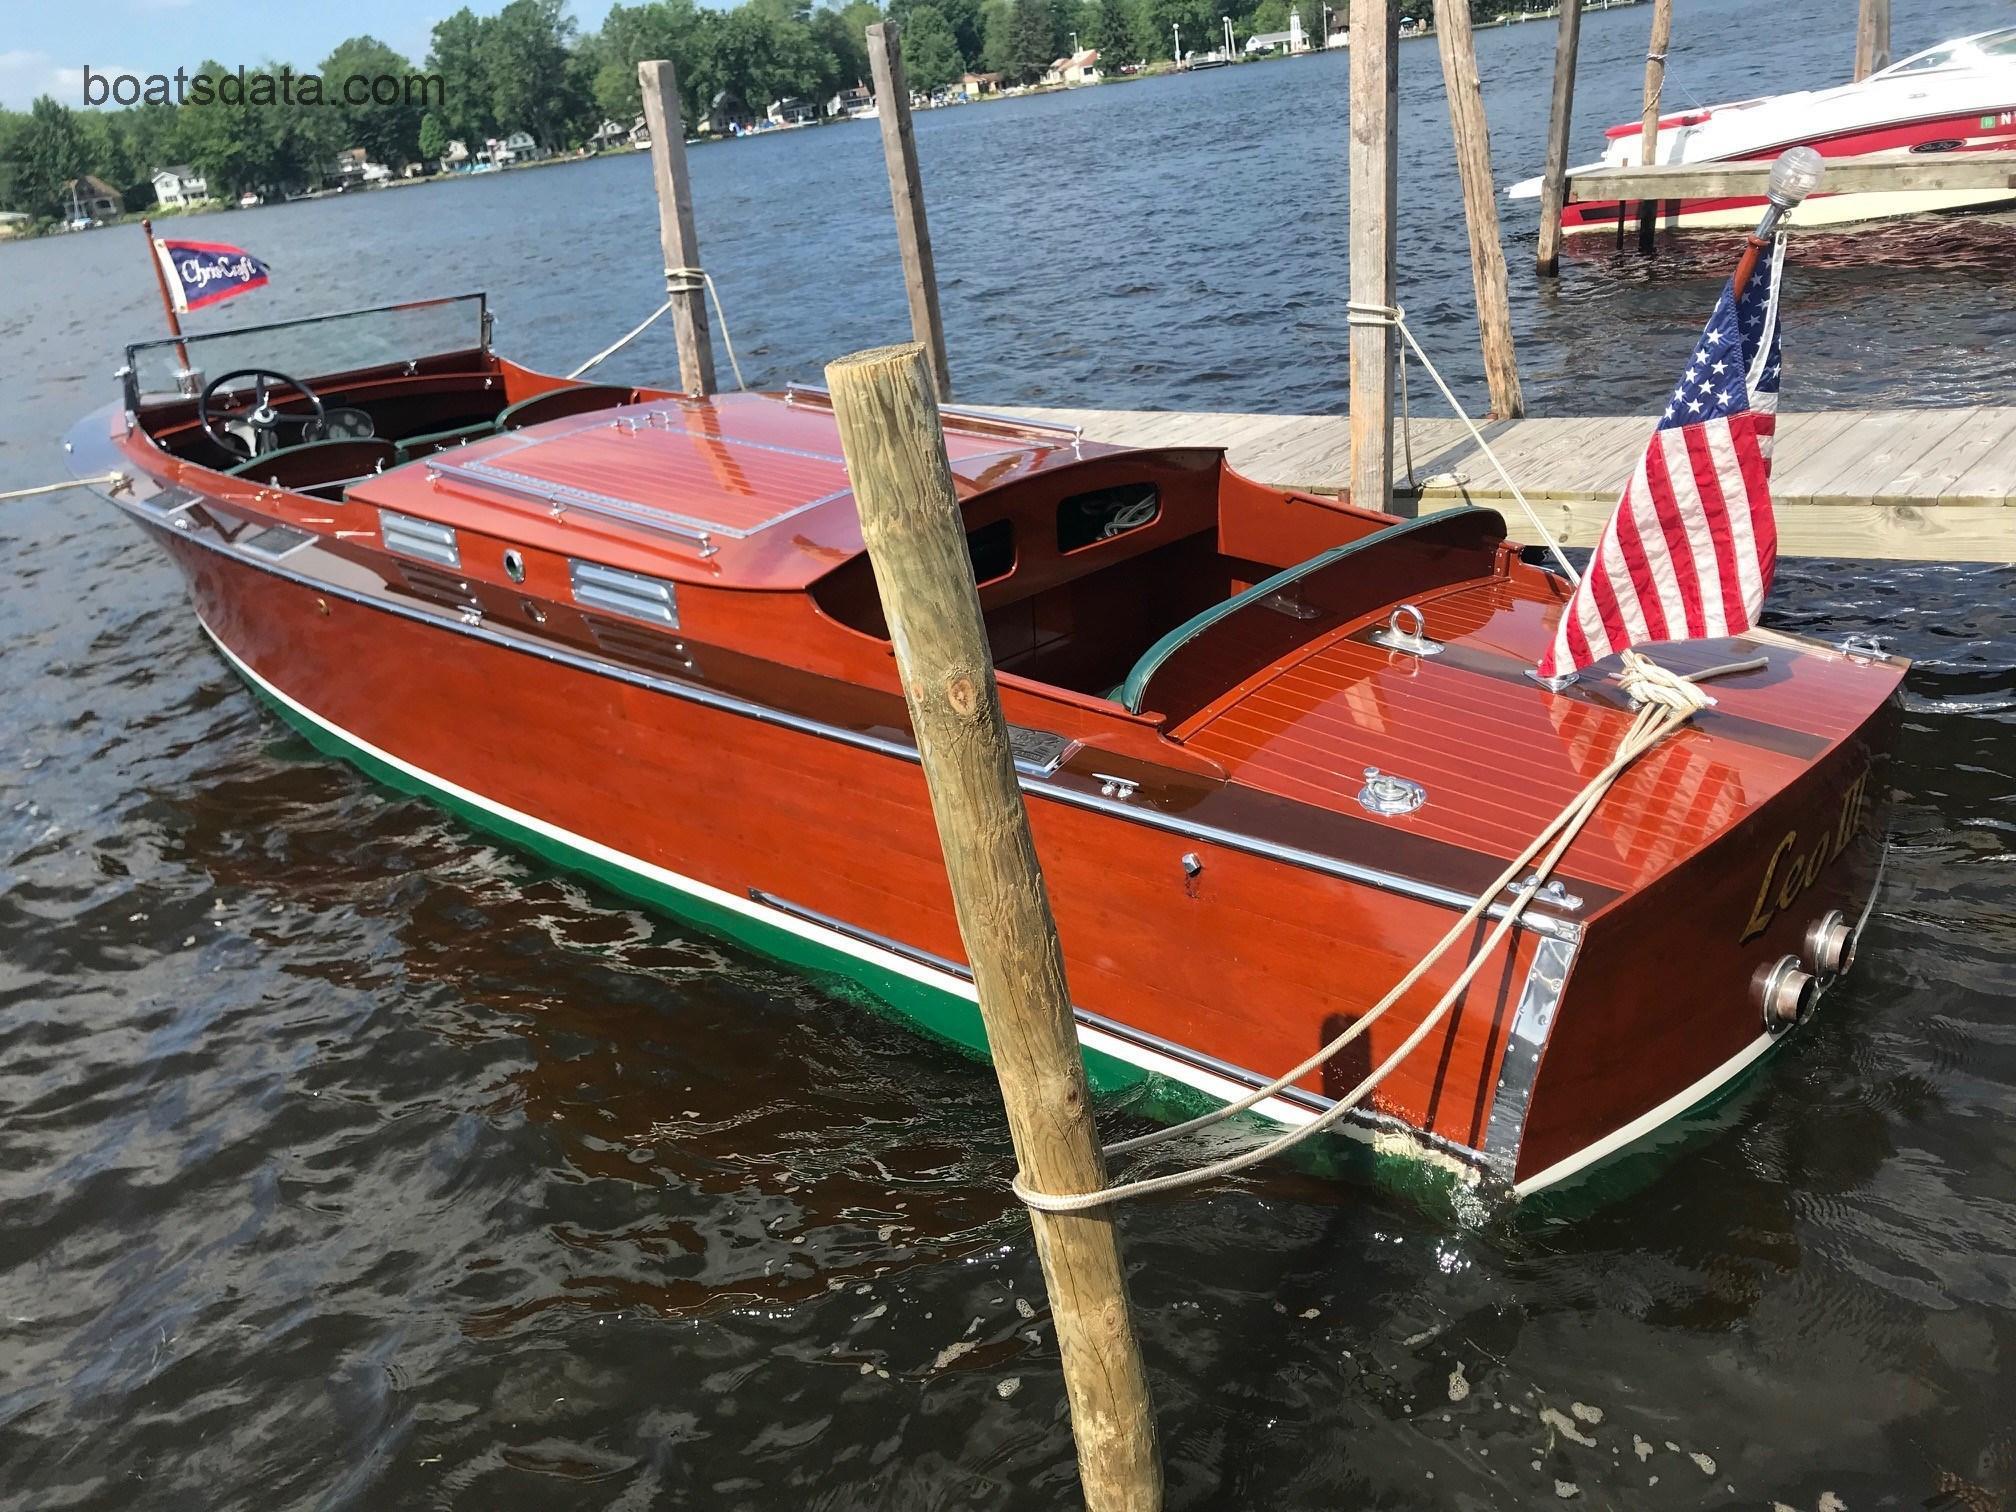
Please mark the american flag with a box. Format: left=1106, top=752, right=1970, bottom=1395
left=1538, top=238, right=1786, bottom=680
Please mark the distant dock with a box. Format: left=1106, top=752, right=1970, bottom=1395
left=994, top=405, right=2016, bottom=562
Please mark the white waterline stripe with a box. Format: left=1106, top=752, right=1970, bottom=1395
left=1511, top=1031, right=1782, bottom=1197
left=198, top=620, right=1328, bottom=1133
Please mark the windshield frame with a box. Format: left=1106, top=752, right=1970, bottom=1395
left=122, top=291, right=490, bottom=412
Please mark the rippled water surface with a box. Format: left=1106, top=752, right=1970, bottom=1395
left=4, top=0, right=2016, bottom=1505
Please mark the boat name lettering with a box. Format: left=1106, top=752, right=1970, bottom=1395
left=1740, top=769, right=1870, bottom=942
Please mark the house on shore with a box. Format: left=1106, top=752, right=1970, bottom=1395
left=64, top=176, right=123, bottom=221
left=705, top=91, right=754, bottom=136
left=151, top=165, right=209, bottom=208
left=957, top=71, right=1003, bottom=99
left=767, top=97, right=818, bottom=127
left=493, top=131, right=548, bottom=166
left=1042, top=49, right=1103, bottom=86
left=1245, top=10, right=1312, bottom=52
left=825, top=83, right=872, bottom=118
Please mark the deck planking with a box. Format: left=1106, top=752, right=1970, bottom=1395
left=991, top=403, right=2016, bottom=562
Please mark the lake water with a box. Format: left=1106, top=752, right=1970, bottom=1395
left=4, top=0, right=2015, bottom=1505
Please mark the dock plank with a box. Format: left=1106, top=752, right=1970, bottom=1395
left=990, top=403, right=2016, bottom=560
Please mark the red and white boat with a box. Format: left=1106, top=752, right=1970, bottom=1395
left=1508, top=26, right=2016, bottom=234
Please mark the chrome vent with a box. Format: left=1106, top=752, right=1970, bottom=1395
left=241, top=524, right=314, bottom=559
left=570, top=560, right=678, bottom=626
left=379, top=509, right=460, bottom=567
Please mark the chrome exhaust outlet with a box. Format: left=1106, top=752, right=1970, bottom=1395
left=1804, top=910, right=1857, bottom=978
left=1757, top=955, right=1818, bottom=1031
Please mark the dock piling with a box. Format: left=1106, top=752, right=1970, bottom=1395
left=1535, top=0, right=1583, bottom=276
left=1349, top=0, right=1402, bottom=515
left=1853, top=0, right=1892, bottom=79
left=823, top=342, right=1161, bottom=1512
left=1433, top=0, right=1524, bottom=418
left=1636, top=0, right=1674, bottom=253
left=866, top=23, right=953, bottom=403
left=637, top=59, right=716, bottom=397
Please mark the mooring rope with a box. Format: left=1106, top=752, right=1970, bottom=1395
left=1013, top=653, right=1764, bottom=1214
left=570, top=266, right=747, bottom=391
left=1345, top=300, right=1581, bottom=586
left=0, top=472, right=126, bottom=502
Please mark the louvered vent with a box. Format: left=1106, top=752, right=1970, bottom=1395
left=379, top=509, right=460, bottom=567
left=569, top=560, right=678, bottom=626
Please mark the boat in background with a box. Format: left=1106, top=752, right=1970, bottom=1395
left=1508, top=26, right=2016, bottom=233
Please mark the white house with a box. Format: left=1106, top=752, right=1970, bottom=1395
left=152, top=164, right=209, bottom=207
left=1042, top=48, right=1102, bottom=86
left=1245, top=10, right=1311, bottom=53
left=444, top=138, right=472, bottom=167
left=493, top=130, right=548, bottom=165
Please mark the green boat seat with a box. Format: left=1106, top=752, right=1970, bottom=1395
left=398, top=419, right=500, bottom=461
left=225, top=437, right=403, bottom=494
left=496, top=383, right=637, bottom=432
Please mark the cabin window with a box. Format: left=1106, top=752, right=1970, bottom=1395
left=967, top=518, right=1016, bottom=584
left=1057, top=483, right=1160, bottom=554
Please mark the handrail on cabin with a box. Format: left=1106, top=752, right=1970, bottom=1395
left=1117, top=507, right=1507, bottom=715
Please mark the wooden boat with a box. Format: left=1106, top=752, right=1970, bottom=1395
left=65, top=293, right=1904, bottom=1200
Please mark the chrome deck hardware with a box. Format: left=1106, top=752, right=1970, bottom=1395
left=1358, top=767, right=1426, bottom=816
left=1094, top=773, right=1139, bottom=800
left=1507, top=872, right=1583, bottom=911
left=378, top=508, right=461, bottom=568
left=1526, top=666, right=1580, bottom=692
left=1838, top=632, right=1894, bottom=662
left=1370, top=603, right=1444, bottom=658
left=570, top=559, right=679, bottom=626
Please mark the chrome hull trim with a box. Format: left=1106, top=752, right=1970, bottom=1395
left=89, top=470, right=1580, bottom=943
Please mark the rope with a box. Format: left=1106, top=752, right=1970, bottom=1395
left=1345, top=300, right=1582, bottom=587
left=568, top=266, right=746, bottom=391
left=0, top=472, right=126, bottom=502
left=1011, top=655, right=1757, bottom=1215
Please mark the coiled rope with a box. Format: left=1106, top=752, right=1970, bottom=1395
left=1012, top=652, right=1763, bottom=1214
left=1346, top=300, right=1581, bottom=586
left=570, top=266, right=747, bottom=390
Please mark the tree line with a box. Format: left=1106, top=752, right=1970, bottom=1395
left=1, top=0, right=1529, bottom=219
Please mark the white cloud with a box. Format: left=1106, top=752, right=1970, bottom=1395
left=0, top=51, right=147, bottom=110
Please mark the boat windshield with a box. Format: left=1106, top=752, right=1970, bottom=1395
left=124, top=292, right=488, bottom=404
left=1872, top=27, right=2016, bottom=78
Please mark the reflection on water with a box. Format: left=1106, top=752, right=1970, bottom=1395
left=3, top=0, right=2015, bottom=1503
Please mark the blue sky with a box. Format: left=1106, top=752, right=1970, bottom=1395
left=1, top=0, right=629, bottom=109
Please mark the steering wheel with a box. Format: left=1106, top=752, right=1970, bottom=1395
left=198, top=368, right=326, bottom=459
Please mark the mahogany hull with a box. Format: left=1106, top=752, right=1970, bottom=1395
left=136, top=503, right=1892, bottom=1199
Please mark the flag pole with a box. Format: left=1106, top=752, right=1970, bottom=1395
left=140, top=218, right=192, bottom=376
left=1729, top=149, right=1825, bottom=296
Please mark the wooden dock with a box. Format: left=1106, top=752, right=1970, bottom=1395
left=1565, top=151, right=2016, bottom=204
left=992, top=405, right=2016, bottom=562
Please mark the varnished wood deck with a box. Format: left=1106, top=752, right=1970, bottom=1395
left=990, top=405, right=2016, bottom=561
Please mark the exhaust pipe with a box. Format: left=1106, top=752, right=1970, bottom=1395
left=1804, top=910, right=1857, bottom=978
left=1756, top=955, right=1818, bottom=1031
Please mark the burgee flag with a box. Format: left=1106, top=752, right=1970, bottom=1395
left=152, top=237, right=271, bottom=314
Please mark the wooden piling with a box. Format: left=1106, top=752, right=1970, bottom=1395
left=1535, top=0, right=1582, bottom=276
left=823, top=341, right=1161, bottom=1512
left=1433, top=0, right=1524, bottom=419
left=865, top=23, right=953, bottom=402
left=1349, top=0, right=1401, bottom=516
left=1635, top=0, right=1674, bottom=253
left=637, top=59, right=716, bottom=397
left=1853, top=0, right=1891, bottom=80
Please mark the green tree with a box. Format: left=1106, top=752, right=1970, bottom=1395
left=979, top=0, right=1016, bottom=71
left=427, top=8, right=497, bottom=143
left=900, top=4, right=965, bottom=92
left=1006, top=0, right=1057, bottom=79
left=483, top=0, right=585, bottom=148
left=418, top=112, right=448, bottom=161
left=323, top=35, right=426, bottom=166
left=7, top=97, right=90, bottom=217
